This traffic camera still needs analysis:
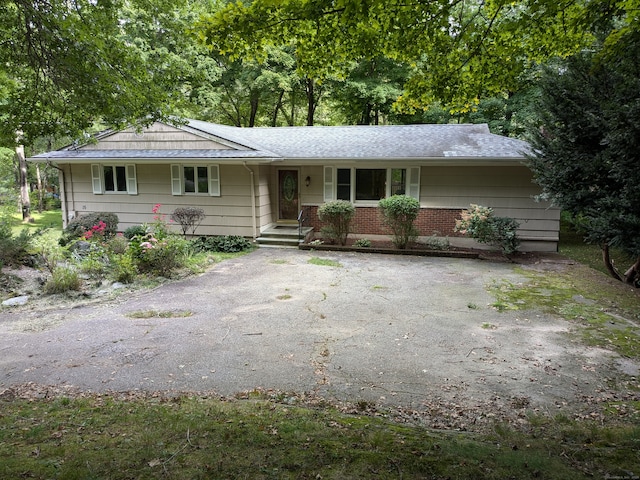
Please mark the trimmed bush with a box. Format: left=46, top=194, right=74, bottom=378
left=171, top=207, right=206, bottom=236
left=132, top=234, right=189, bottom=278
left=455, top=204, right=520, bottom=255
left=318, top=200, right=355, bottom=246
left=378, top=195, right=420, bottom=249
left=60, top=212, right=119, bottom=246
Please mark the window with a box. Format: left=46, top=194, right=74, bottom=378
left=171, top=164, right=220, bottom=196
left=91, top=164, right=137, bottom=195
left=324, top=166, right=420, bottom=202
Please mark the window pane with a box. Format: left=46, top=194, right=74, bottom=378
left=103, top=166, right=115, bottom=192
left=337, top=168, right=351, bottom=201
left=355, top=169, right=386, bottom=201
left=115, top=166, right=127, bottom=192
left=390, top=168, right=406, bottom=196
left=197, top=166, right=209, bottom=193
left=184, top=167, right=195, bottom=193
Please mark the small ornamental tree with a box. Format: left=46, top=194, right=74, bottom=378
left=378, top=195, right=420, bottom=249
left=318, top=200, right=355, bottom=246
left=455, top=204, right=520, bottom=255
left=171, top=207, right=206, bottom=236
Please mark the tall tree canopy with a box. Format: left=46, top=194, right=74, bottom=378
left=195, top=0, right=615, bottom=113
left=0, top=0, right=188, bottom=145
left=526, top=28, right=640, bottom=285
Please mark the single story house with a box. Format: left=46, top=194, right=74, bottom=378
left=30, top=120, right=560, bottom=251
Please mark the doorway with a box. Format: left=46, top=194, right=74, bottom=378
left=278, top=169, right=299, bottom=221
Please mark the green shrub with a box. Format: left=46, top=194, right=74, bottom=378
left=133, top=235, right=189, bottom=277
left=107, top=235, right=129, bottom=255
left=353, top=238, right=371, bottom=247
left=124, top=225, right=148, bottom=240
left=60, top=212, right=119, bottom=246
left=318, top=200, right=355, bottom=246
left=378, top=195, right=420, bottom=249
left=110, top=252, right=137, bottom=284
left=0, top=221, right=38, bottom=267
left=455, top=204, right=520, bottom=255
left=44, top=267, right=81, bottom=294
left=192, top=235, right=252, bottom=253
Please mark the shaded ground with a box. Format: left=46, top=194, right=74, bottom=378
left=0, top=249, right=637, bottom=430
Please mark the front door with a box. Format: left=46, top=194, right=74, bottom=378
left=278, top=169, right=299, bottom=221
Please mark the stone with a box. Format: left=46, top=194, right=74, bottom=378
left=2, top=295, right=30, bottom=307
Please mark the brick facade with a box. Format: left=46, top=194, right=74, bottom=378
left=304, top=206, right=464, bottom=238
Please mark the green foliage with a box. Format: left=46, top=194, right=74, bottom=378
left=171, top=207, right=206, bottom=236
left=44, top=267, right=81, bottom=294
left=378, top=195, right=420, bottom=249
left=318, top=200, right=355, bottom=246
left=110, top=253, right=137, bottom=284
left=192, top=235, right=253, bottom=253
left=132, top=235, right=189, bottom=278
left=353, top=238, right=371, bottom=248
left=124, top=225, right=148, bottom=240
left=455, top=205, right=520, bottom=255
left=526, top=30, right=640, bottom=283
left=0, top=216, right=37, bottom=267
left=60, top=213, right=119, bottom=246
left=30, top=234, right=65, bottom=274
left=197, top=0, right=606, bottom=113
left=0, top=0, right=186, bottom=144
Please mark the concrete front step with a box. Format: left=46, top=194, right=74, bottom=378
left=256, top=225, right=314, bottom=247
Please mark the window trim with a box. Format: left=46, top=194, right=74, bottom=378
left=171, top=164, right=220, bottom=197
left=91, top=163, right=137, bottom=195
left=324, top=166, right=420, bottom=203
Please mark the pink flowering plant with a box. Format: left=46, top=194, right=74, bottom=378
left=127, top=204, right=189, bottom=277
left=82, top=220, right=107, bottom=241
left=455, top=204, right=520, bottom=255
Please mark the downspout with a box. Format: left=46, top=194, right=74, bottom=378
left=243, top=162, right=257, bottom=240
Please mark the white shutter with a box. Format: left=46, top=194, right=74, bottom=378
left=171, top=164, right=182, bottom=196
left=323, top=166, right=334, bottom=202
left=209, top=165, right=220, bottom=196
left=407, top=167, right=420, bottom=200
left=126, top=164, right=137, bottom=195
left=91, top=164, right=103, bottom=194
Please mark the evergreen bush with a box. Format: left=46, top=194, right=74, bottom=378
left=60, top=212, right=119, bottom=246
left=378, top=195, right=420, bottom=249
left=317, top=200, right=355, bottom=246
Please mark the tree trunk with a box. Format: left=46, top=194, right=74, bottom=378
left=36, top=163, right=43, bottom=212
left=16, top=143, right=32, bottom=222
left=305, top=77, right=315, bottom=126
left=624, top=257, right=640, bottom=287
left=602, top=244, right=623, bottom=281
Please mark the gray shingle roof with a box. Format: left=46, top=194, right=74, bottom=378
left=31, top=120, right=530, bottom=162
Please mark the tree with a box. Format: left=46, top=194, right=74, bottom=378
left=526, top=28, right=640, bottom=286
left=195, top=0, right=597, bottom=113
left=0, top=0, right=186, bottom=145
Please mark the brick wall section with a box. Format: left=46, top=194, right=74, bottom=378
left=305, top=206, right=465, bottom=237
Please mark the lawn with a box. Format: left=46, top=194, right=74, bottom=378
left=1, top=209, right=638, bottom=479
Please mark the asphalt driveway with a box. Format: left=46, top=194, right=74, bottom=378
left=0, top=248, right=621, bottom=418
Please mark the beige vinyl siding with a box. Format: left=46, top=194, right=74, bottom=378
left=64, top=163, right=257, bottom=237
left=421, top=165, right=560, bottom=243
left=256, top=166, right=274, bottom=229
left=82, top=122, right=236, bottom=151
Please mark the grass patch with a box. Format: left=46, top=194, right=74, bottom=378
left=0, top=394, right=637, bottom=479
left=127, top=310, right=193, bottom=319
left=308, top=257, right=342, bottom=267
left=488, top=266, right=640, bottom=359
left=559, top=217, right=636, bottom=277
left=10, top=209, right=63, bottom=234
